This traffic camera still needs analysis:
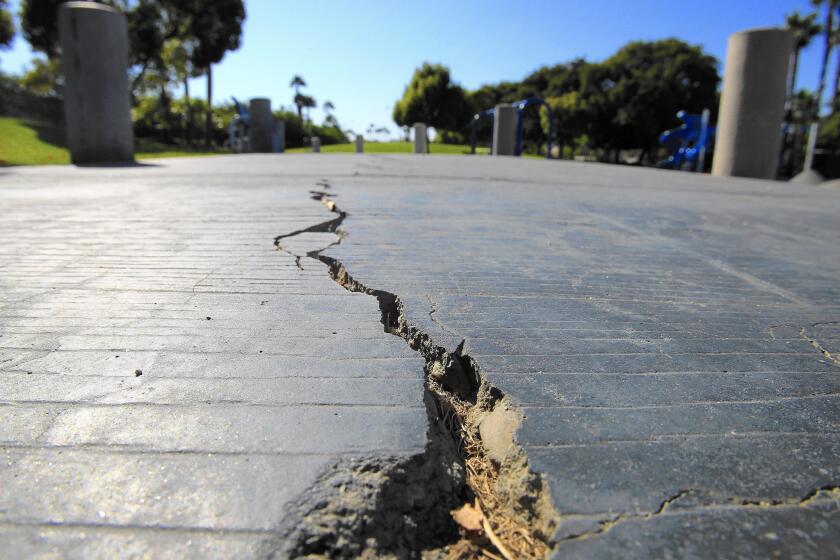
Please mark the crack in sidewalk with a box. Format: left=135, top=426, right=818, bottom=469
left=559, top=486, right=840, bottom=544
left=268, top=182, right=559, bottom=559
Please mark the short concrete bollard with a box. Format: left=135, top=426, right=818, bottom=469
left=492, top=104, right=517, bottom=156
left=712, top=28, right=793, bottom=179
left=413, top=123, right=427, bottom=154
left=58, top=1, right=134, bottom=164
left=356, top=135, right=364, bottom=153
left=249, top=98, right=273, bottom=153
left=312, top=137, right=321, bottom=153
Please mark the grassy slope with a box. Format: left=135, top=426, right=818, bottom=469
left=0, top=117, right=226, bottom=166
left=286, top=141, right=489, bottom=155
left=0, top=116, right=70, bottom=165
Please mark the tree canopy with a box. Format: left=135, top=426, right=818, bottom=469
left=392, top=63, right=471, bottom=131
left=0, top=0, right=14, bottom=49
left=426, top=39, right=719, bottom=157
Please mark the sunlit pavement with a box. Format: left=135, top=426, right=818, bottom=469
left=1, top=154, right=839, bottom=557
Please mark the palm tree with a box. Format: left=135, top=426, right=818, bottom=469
left=786, top=11, right=821, bottom=100
left=832, top=11, right=840, bottom=109
left=323, top=100, right=335, bottom=115
left=296, top=94, right=316, bottom=122
left=290, top=75, right=306, bottom=96
left=812, top=0, right=839, bottom=116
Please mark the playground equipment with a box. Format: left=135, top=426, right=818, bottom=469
left=657, top=109, right=714, bottom=171
left=227, top=97, right=251, bottom=152
left=470, top=108, right=494, bottom=154
left=513, top=98, right=553, bottom=159
left=470, top=98, right=553, bottom=159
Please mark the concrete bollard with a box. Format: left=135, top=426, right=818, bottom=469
left=492, top=104, right=517, bottom=156
left=712, top=28, right=793, bottom=179
left=413, top=123, right=427, bottom=154
left=58, top=1, right=133, bottom=164
left=249, top=98, right=273, bottom=153
left=311, top=137, right=321, bottom=153
left=355, top=135, right=364, bottom=153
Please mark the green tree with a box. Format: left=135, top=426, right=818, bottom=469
left=19, top=56, right=61, bottom=94
left=290, top=75, right=307, bottom=119
left=19, top=0, right=63, bottom=57
left=294, top=93, right=316, bottom=122
left=392, top=63, right=471, bottom=143
left=126, top=0, right=166, bottom=93
left=162, top=37, right=198, bottom=143
left=0, top=0, right=14, bottom=50
left=786, top=11, right=822, bottom=100
left=186, top=0, right=245, bottom=147
left=290, top=74, right=305, bottom=95
left=599, top=39, right=719, bottom=156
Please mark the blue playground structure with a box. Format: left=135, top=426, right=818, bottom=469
left=470, top=97, right=554, bottom=159
left=657, top=110, right=714, bottom=171
left=227, top=97, right=251, bottom=152
left=469, top=108, right=495, bottom=154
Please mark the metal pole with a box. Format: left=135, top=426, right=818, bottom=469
left=696, top=108, right=710, bottom=172
left=546, top=105, right=553, bottom=160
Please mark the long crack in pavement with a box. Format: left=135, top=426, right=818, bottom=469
left=268, top=181, right=559, bottom=559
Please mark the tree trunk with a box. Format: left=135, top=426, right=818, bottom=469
left=204, top=65, right=213, bottom=148
left=832, top=43, right=840, bottom=111
left=788, top=50, right=800, bottom=101
left=159, top=83, right=172, bottom=143
left=184, top=76, right=192, bottom=146
left=814, top=4, right=834, bottom=118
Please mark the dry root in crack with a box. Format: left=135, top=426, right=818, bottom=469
left=281, top=186, right=560, bottom=559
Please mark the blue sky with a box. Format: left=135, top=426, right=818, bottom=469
left=1, top=0, right=833, bottom=139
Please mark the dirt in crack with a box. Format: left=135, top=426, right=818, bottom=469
left=270, top=181, right=559, bottom=559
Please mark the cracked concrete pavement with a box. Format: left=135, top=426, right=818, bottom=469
left=1, top=154, right=840, bottom=558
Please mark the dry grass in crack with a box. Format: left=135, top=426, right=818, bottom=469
left=433, top=385, right=553, bottom=560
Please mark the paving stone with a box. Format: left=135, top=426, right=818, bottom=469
left=2, top=154, right=839, bottom=556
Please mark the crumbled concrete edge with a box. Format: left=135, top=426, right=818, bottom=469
left=265, top=392, right=466, bottom=559
left=270, top=183, right=561, bottom=558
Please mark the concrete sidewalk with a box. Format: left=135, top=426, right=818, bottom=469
left=1, top=154, right=839, bottom=558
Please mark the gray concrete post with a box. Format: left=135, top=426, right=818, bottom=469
left=311, top=137, right=321, bottom=153
left=492, top=104, right=517, bottom=156
left=58, top=2, right=133, bottom=164
left=712, top=28, right=793, bottom=179
left=248, top=98, right=273, bottom=153
left=355, top=135, right=364, bottom=153
left=413, top=123, right=427, bottom=154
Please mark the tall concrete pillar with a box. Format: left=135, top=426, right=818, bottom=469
left=355, top=135, right=364, bottom=153
left=249, top=98, right=273, bottom=153
left=413, top=123, right=427, bottom=154
left=311, top=137, right=321, bottom=153
left=492, top=104, right=517, bottom=156
left=58, top=2, right=133, bottom=164
left=712, top=28, right=793, bottom=179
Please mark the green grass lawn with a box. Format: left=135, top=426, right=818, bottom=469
left=286, top=141, right=489, bottom=155
left=0, top=116, right=227, bottom=166
left=0, top=116, right=70, bottom=165
left=1, top=117, right=496, bottom=165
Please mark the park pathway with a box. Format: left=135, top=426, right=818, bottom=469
left=0, top=155, right=839, bottom=558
